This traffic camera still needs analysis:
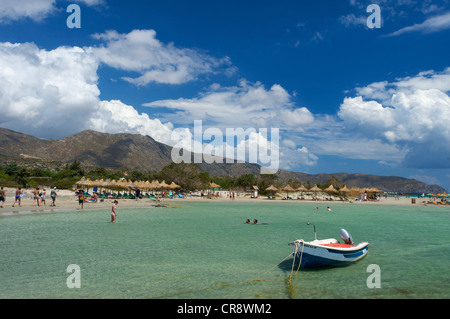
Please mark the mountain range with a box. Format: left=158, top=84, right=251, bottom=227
left=0, top=127, right=445, bottom=193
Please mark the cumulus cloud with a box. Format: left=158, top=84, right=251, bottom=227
left=143, top=80, right=320, bottom=170
left=338, top=68, right=450, bottom=168
left=280, top=107, right=315, bottom=129
left=89, top=29, right=234, bottom=86
left=0, top=0, right=106, bottom=23
left=0, top=41, right=175, bottom=143
left=0, top=0, right=56, bottom=23
left=0, top=42, right=100, bottom=138
left=88, top=100, right=175, bottom=145
left=0, top=26, right=238, bottom=142
left=143, top=80, right=314, bottom=130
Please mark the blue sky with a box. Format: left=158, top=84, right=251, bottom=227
left=0, top=0, right=449, bottom=191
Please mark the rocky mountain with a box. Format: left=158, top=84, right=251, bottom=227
left=0, top=127, right=446, bottom=193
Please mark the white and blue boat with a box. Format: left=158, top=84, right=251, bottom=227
left=288, top=225, right=369, bottom=268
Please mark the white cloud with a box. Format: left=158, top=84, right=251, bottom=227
left=89, top=29, right=234, bottom=86
left=280, top=107, right=315, bottom=129
left=0, top=42, right=100, bottom=138
left=73, top=0, right=105, bottom=6
left=0, top=0, right=56, bottom=23
left=0, top=0, right=55, bottom=21
left=338, top=68, right=450, bottom=168
left=338, top=96, right=396, bottom=133
left=386, top=11, right=450, bottom=36
left=0, top=41, right=176, bottom=144
left=88, top=100, right=175, bottom=145
left=0, top=27, right=239, bottom=142
left=143, top=80, right=313, bottom=130
left=339, top=13, right=367, bottom=28
left=0, top=0, right=106, bottom=23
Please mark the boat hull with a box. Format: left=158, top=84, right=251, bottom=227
left=290, top=239, right=369, bottom=268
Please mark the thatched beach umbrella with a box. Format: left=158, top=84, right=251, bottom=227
left=209, top=182, right=221, bottom=189
left=76, top=177, right=94, bottom=190
left=339, top=185, right=351, bottom=194
left=309, top=185, right=322, bottom=193
left=158, top=180, right=170, bottom=194
left=116, top=179, right=130, bottom=193
left=168, top=181, right=181, bottom=190
left=141, top=180, right=153, bottom=191
left=295, top=185, right=307, bottom=197
left=281, top=184, right=295, bottom=198
left=75, top=176, right=87, bottom=186
left=324, top=185, right=338, bottom=194
left=151, top=180, right=160, bottom=189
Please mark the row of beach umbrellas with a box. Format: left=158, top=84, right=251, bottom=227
left=76, top=177, right=181, bottom=191
left=265, top=184, right=383, bottom=195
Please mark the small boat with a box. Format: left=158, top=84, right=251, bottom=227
left=288, top=224, right=369, bottom=268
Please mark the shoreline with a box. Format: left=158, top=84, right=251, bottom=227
left=0, top=186, right=443, bottom=216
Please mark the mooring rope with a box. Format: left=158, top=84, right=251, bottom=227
left=287, top=240, right=304, bottom=299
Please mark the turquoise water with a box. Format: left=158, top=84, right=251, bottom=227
left=0, top=201, right=449, bottom=299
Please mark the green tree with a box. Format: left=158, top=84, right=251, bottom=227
left=157, top=162, right=209, bottom=191
left=4, top=163, right=20, bottom=177
left=14, top=167, right=30, bottom=187
left=198, top=171, right=211, bottom=184
left=236, top=174, right=256, bottom=190
left=257, top=174, right=278, bottom=195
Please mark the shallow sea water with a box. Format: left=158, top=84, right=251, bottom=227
left=0, top=201, right=449, bottom=299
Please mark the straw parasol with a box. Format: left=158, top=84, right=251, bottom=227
left=281, top=184, right=295, bottom=198
left=309, top=185, right=322, bottom=193
left=265, top=185, right=278, bottom=192
left=168, top=182, right=181, bottom=190
left=324, top=184, right=338, bottom=194
left=141, top=180, right=153, bottom=191
left=296, top=185, right=308, bottom=192
left=159, top=180, right=169, bottom=188
left=265, top=185, right=278, bottom=197
left=151, top=180, right=161, bottom=189
left=115, top=179, right=130, bottom=192
left=366, top=187, right=383, bottom=193
left=339, top=185, right=351, bottom=194
left=76, top=177, right=94, bottom=188
left=209, top=182, right=221, bottom=189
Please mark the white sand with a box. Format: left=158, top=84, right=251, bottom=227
left=0, top=186, right=439, bottom=216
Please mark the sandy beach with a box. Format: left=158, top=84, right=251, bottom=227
left=0, top=186, right=436, bottom=216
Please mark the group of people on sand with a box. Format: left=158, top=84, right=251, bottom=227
left=0, top=186, right=58, bottom=208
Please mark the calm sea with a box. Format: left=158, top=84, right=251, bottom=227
left=0, top=201, right=449, bottom=299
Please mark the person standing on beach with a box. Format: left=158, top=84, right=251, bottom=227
left=111, top=200, right=118, bottom=223
left=12, top=187, right=22, bottom=207
left=40, top=188, right=46, bottom=206
left=77, top=190, right=84, bottom=210
left=50, top=187, right=57, bottom=206
left=135, top=188, right=140, bottom=201
left=0, top=186, right=5, bottom=208
left=33, top=187, right=40, bottom=206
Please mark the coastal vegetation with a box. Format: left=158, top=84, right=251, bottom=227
left=0, top=161, right=342, bottom=195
